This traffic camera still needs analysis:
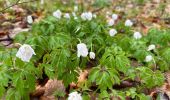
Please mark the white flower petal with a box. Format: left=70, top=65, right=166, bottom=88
left=145, top=55, right=153, bottom=62
left=77, top=43, right=88, bottom=57
left=108, top=19, right=115, bottom=26
left=74, top=6, right=78, bottom=12
left=16, top=44, right=36, bottom=62
left=40, top=0, right=44, bottom=4
left=147, top=44, right=156, bottom=51
left=27, top=15, right=33, bottom=24
left=53, top=10, right=62, bottom=19
left=109, top=29, right=117, bottom=37
left=68, top=91, right=82, bottom=100
left=81, top=12, right=93, bottom=21
left=125, top=19, right=133, bottom=27
left=64, top=13, right=70, bottom=19
left=133, top=32, right=142, bottom=39
left=112, top=14, right=118, bottom=20
left=89, top=52, right=95, bottom=59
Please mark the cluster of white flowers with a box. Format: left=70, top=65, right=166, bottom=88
left=68, top=91, right=82, bottom=100
left=16, top=44, right=36, bottom=62
left=53, top=9, right=95, bottom=21
left=109, top=29, right=117, bottom=37
left=81, top=12, right=93, bottom=21
left=53, top=9, right=62, bottom=19
left=125, top=19, right=133, bottom=27
left=77, top=43, right=96, bottom=59
left=27, top=15, right=33, bottom=24
left=133, top=32, right=142, bottom=39
left=107, top=13, right=118, bottom=26
left=53, top=9, right=75, bottom=20
left=145, top=55, right=153, bottom=62
left=147, top=44, right=156, bottom=51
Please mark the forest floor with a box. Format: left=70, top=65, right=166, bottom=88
left=0, top=0, right=170, bottom=99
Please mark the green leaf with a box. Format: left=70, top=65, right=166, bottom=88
left=99, top=90, right=110, bottom=100
left=137, top=67, right=165, bottom=88
left=88, top=66, right=120, bottom=91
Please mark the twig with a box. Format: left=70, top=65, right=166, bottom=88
left=92, top=7, right=104, bottom=13
left=0, top=0, right=38, bottom=13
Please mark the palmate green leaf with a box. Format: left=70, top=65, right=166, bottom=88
left=0, top=71, right=9, bottom=87
left=48, top=34, right=71, bottom=49
left=137, top=67, right=165, bottom=88
left=43, top=64, right=56, bottom=78
left=100, top=46, right=130, bottom=73
left=51, top=48, right=70, bottom=77
left=23, top=71, right=36, bottom=92
left=61, top=70, right=78, bottom=87
left=82, top=94, right=90, bottom=100
left=0, top=85, right=5, bottom=97
left=88, top=66, right=120, bottom=91
left=125, top=88, right=137, bottom=99
left=6, top=88, right=21, bottom=100
left=160, top=48, right=170, bottom=62
left=8, top=66, right=36, bottom=99
left=88, top=67, right=100, bottom=82
left=12, top=71, right=25, bottom=96
left=146, top=28, right=168, bottom=46
left=157, top=59, right=169, bottom=71
left=110, top=89, right=126, bottom=100
left=133, top=49, right=148, bottom=61
left=99, top=90, right=110, bottom=100
left=137, top=94, right=151, bottom=100
left=118, top=36, right=131, bottom=52
left=96, top=71, right=113, bottom=90
left=115, top=55, right=130, bottom=73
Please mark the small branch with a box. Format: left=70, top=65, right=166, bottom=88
left=0, top=0, right=38, bottom=13
left=92, top=7, right=104, bottom=13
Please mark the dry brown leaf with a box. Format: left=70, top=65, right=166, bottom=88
left=77, top=70, right=89, bottom=87
left=44, top=79, right=65, bottom=96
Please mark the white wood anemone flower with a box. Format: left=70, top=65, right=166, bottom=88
left=133, top=32, right=142, bottom=39
left=40, top=0, right=44, bottom=4
left=108, top=19, right=115, bottom=26
left=109, top=29, right=117, bottom=37
left=89, top=52, right=95, bottom=59
left=125, top=19, right=133, bottom=27
left=77, top=43, right=88, bottom=57
left=147, top=44, right=156, bottom=51
left=16, top=44, right=36, bottom=62
left=64, top=13, right=70, bottom=19
left=112, top=14, right=118, bottom=20
left=27, top=15, right=33, bottom=24
left=53, top=10, right=62, bottom=19
left=74, top=6, right=78, bottom=12
left=81, top=12, right=93, bottom=21
left=72, top=12, right=78, bottom=20
left=145, top=55, right=153, bottom=62
left=68, top=91, right=82, bottom=100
